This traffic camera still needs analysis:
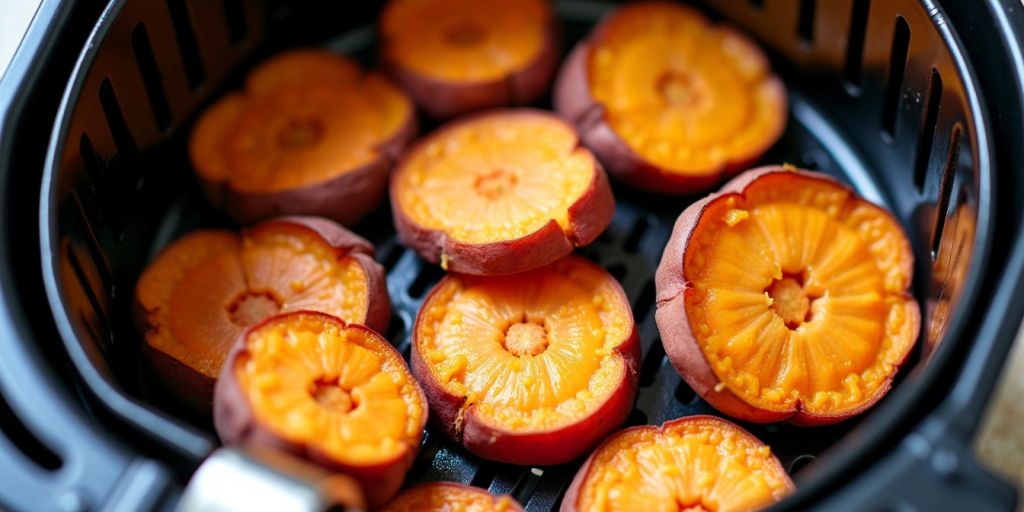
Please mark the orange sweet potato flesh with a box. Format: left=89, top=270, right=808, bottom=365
left=380, top=482, right=522, bottom=512
left=655, top=167, right=920, bottom=425
left=561, top=415, right=794, bottom=512
left=554, top=2, right=786, bottom=194
left=379, top=0, right=559, bottom=120
left=214, top=311, right=427, bottom=508
left=134, top=216, right=390, bottom=412
left=411, top=255, right=640, bottom=465
left=391, top=110, right=615, bottom=276
left=190, top=49, right=416, bottom=225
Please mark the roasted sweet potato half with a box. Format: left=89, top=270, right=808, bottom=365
left=655, top=167, right=920, bottom=425
left=554, top=2, right=787, bottom=194
left=391, top=110, right=614, bottom=276
left=411, top=255, right=640, bottom=465
left=380, top=482, right=522, bottom=512
left=134, top=216, right=389, bottom=412
left=379, top=0, right=559, bottom=120
left=561, top=415, right=794, bottom=512
left=189, top=49, right=416, bottom=225
left=214, top=311, right=427, bottom=508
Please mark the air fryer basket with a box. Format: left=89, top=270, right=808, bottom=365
left=0, top=0, right=1018, bottom=510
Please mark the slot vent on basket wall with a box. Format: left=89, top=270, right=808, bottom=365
left=98, top=78, right=138, bottom=158
left=932, top=125, right=962, bottom=258
left=222, top=0, right=249, bottom=45
left=843, top=0, right=871, bottom=87
left=166, top=0, right=205, bottom=89
left=0, top=393, right=63, bottom=471
left=914, top=68, right=943, bottom=191
left=882, top=16, right=910, bottom=138
left=798, top=0, right=816, bottom=44
left=131, top=24, right=172, bottom=131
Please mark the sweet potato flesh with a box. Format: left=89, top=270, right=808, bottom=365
left=137, top=227, right=369, bottom=379
left=190, top=50, right=410, bottom=193
left=395, top=114, right=595, bottom=243
left=381, top=483, right=520, bottom=512
left=588, top=3, right=784, bottom=174
left=235, top=314, right=425, bottom=465
left=381, top=0, right=549, bottom=82
left=577, top=418, right=791, bottom=511
left=683, top=173, right=917, bottom=415
left=418, top=257, right=631, bottom=430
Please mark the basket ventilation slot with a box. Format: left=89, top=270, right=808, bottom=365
left=932, top=125, right=962, bottom=257
left=0, top=393, right=62, bottom=471
left=798, top=0, right=816, bottom=44
left=222, top=0, right=249, bottom=45
left=623, top=216, right=649, bottom=253
left=914, top=68, right=943, bottom=191
left=408, top=263, right=443, bottom=299
left=638, top=341, right=666, bottom=387
left=131, top=24, right=172, bottom=131
left=843, top=0, right=871, bottom=87
left=166, top=0, right=205, bottom=89
left=882, top=16, right=910, bottom=138
left=675, top=380, right=698, bottom=403
left=99, top=78, right=138, bottom=158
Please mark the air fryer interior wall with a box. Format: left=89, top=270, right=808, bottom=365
left=37, top=1, right=992, bottom=510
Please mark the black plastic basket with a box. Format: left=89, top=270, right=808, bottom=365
left=2, top=0, right=1024, bottom=510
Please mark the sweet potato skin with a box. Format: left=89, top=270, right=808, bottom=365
left=390, top=110, right=615, bottom=276
left=558, top=415, right=795, bottom=512
left=553, top=9, right=786, bottom=195
left=213, top=312, right=426, bottom=508
left=190, top=50, right=418, bottom=226
left=380, top=15, right=560, bottom=120
left=410, top=265, right=640, bottom=465
left=654, top=166, right=920, bottom=425
left=134, top=217, right=391, bottom=414
left=250, top=216, right=391, bottom=336
left=204, top=111, right=416, bottom=226
left=381, top=482, right=523, bottom=512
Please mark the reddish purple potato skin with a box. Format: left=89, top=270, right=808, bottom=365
left=133, top=216, right=391, bottom=415
left=558, top=415, right=796, bottom=512
left=213, top=312, right=427, bottom=509
left=553, top=13, right=786, bottom=195
left=389, top=110, right=615, bottom=276
left=203, top=115, right=417, bottom=227
left=381, top=20, right=561, bottom=120
left=410, top=270, right=642, bottom=465
left=654, top=166, right=920, bottom=426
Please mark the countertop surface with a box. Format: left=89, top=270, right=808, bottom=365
left=1, top=1, right=1021, bottom=509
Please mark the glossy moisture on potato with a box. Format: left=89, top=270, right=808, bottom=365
left=214, top=311, right=427, bottom=508
left=390, top=109, right=614, bottom=276
left=411, top=255, right=640, bottom=465
left=190, top=49, right=416, bottom=225
left=379, top=0, right=559, bottom=119
left=561, top=415, right=794, bottom=511
left=655, top=166, right=920, bottom=425
left=554, top=2, right=787, bottom=195
left=133, top=216, right=389, bottom=412
left=379, top=482, right=522, bottom=512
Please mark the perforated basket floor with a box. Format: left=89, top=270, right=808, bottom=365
left=38, top=1, right=996, bottom=510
